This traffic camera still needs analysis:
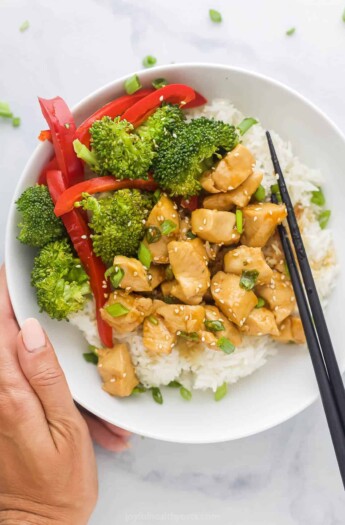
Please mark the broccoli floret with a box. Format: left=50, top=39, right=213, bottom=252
left=88, top=116, right=155, bottom=179
left=78, top=189, right=154, bottom=265
left=31, top=239, right=91, bottom=320
left=153, top=117, right=239, bottom=196
left=16, top=184, right=65, bottom=247
left=137, top=104, right=185, bottom=145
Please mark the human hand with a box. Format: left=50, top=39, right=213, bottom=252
left=0, top=266, right=97, bottom=525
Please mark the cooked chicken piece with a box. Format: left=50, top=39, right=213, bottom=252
left=155, top=304, right=205, bottom=334
left=223, top=246, right=273, bottom=284
left=167, top=240, right=210, bottom=304
left=113, top=256, right=151, bottom=292
left=256, top=270, right=296, bottom=325
left=97, top=343, right=138, bottom=397
left=143, top=194, right=180, bottom=264
left=143, top=315, right=176, bottom=354
left=101, top=291, right=153, bottom=333
left=200, top=145, right=255, bottom=193
left=241, top=307, right=279, bottom=336
left=262, top=231, right=286, bottom=273
left=203, top=172, right=263, bottom=210
left=160, top=280, right=191, bottom=304
left=202, top=305, right=242, bottom=346
left=147, top=265, right=166, bottom=289
left=211, top=272, right=258, bottom=327
left=273, top=316, right=306, bottom=344
left=241, top=203, right=287, bottom=247
left=191, top=209, right=238, bottom=245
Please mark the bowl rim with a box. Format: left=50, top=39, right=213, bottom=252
left=5, top=62, right=345, bottom=443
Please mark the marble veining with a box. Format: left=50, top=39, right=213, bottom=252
left=1, top=0, right=345, bottom=523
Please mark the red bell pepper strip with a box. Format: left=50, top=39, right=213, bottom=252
left=75, top=89, right=154, bottom=147
left=54, top=176, right=157, bottom=217
left=183, top=91, right=208, bottom=109
left=38, top=156, right=59, bottom=185
left=39, top=97, right=84, bottom=187
left=180, top=196, right=199, bottom=211
left=121, top=84, right=196, bottom=127
left=47, top=170, right=113, bottom=348
left=38, top=129, right=52, bottom=142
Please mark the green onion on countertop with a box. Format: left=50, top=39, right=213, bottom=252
left=19, top=20, right=29, bottom=32
left=143, top=55, right=157, bottom=68
left=209, top=9, right=222, bottom=23
left=286, top=27, right=296, bottom=36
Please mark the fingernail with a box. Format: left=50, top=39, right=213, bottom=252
left=22, top=318, right=46, bottom=352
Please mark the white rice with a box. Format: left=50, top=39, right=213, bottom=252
left=69, top=99, right=338, bottom=392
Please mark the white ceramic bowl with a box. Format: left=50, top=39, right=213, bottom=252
left=6, top=63, right=345, bottom=443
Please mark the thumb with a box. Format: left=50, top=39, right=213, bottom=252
left=17, top=318, right=77, bottom=424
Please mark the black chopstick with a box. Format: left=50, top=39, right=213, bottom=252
left=266, top=131, right=345, bottom=431
left=271, top=194, right=345, bottom=487
left=266, top=133, right=345, bottom=487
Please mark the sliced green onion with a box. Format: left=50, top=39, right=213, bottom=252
left=311, top=187, right=326, bottom=207
left=151, top=387, right=163, bottom=404
left=240, top=269, right=259, bottom=291
left=318, top=210, right=331, bottom=229
left=147, top=315, right=159, bottom=326
left=286, top=27, right=296, bottom=36
left=146, top=226, right=161, bottom=244
left=283, top=261, right=291, bottom=279
left=152, top=78, right=169, bottom=89
left=153, top=188, right=161, bottom=202
left=205, top=319, right=225, bottom=332
left=88, top=344, right=99, bottom=355
left=163, top=296, right=175, bottom=304
left=343, top=8, right=345, bottom=22
left=138, top=242, right=152, bottom=268
left=271, top=183, right=282, bottom=203
left=142, top=55, right=157, bottom=68
left=180, top=386, right=192, bottom=401
left=19, top=20, right=29, bottom=32
left=132, top=384, right=147, bottom=394
left=179, top=331, right=199, bottom=342
left=0, top=101, right=13, bottom=118
left=237, top=117, right=258, bottom=136
left=216, top=337, right=235, bottom=354
left=105, top=302, right=129, bottom=317
left=214, top=382, right=228, bottom=401
left=124, top=74, right=142, bottom=95
left=254, top=185, right=266, bottom=202
left=161, top=219, right=177, bottom=236
left=12, top=117, right=21, bottom=127
left=255, top=297, right=266, bottom=309
left=83, top=352, right=98, bottom=365
left=209, top=9, right=222, bottom=23
left=165, top=265, right=174, bottom=281
left=186, top=231, right=197, bottom=240
left=236, top=209, right=243, bottom=233
left=105, top=266, right=124, bottom=288
left=168, top=380, right=181, bottom=388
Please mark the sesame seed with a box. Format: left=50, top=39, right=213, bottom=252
left=159, top=95, right=164, bottom=102
left=142, top=219, right=146, bottom=224
left=125, top=286, right=131, bottom=292
left=220, top=299, right=225, bottom=304
left=75, top=264, right=81, bottom=268
left=234, top=152, right=239, bottom=158
left=281, top=324, right=286, bottom=330
left=274, top=306, right=279, bottom=311
left=253, top=216, right=258, bottom=222
left=81, top=234, right=87, bottom=239
left=184, top=315, right=189, bottom=321
left=133, top=271, right=138, bottom=277
left=98, top=364, right=103, bottom=368
left=174, top=308, right=179, bottom=314
left=159, top=344, right=163, bottom=349
left=243, top=190, right=249, bottom=196
left=177, top=330, right=181, bottom=335
left=290, top=296, right=295, bottom=302
left=199, top=226, right=204, bottom=231
left=201, top=336, right=205, bottom=342
left=110, top=378, right=116, bottom=383
left=128, top=221, right=132, bottom=227
left=257, top=332, right=263, bottom=336
left=148, top=274, right=153, bottom=280
left=215, top=288, right=220, bottom=293
left=210, top=342, right=216, bottom=346
left=104, top=293, right=108, bottom=298
left=203, top=218, right=207, bottom=225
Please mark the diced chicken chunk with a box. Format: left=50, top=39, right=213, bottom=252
left=211, top=271, right=258, bottom=327
left=223, top=246, right=273, bottom=284
left=241, top=307, right=279, bottom=336
left=155, top=304, right=205, bottom=334
left=200, top=145, right=255, bottom=193
left=256, top=270, right=296, bottom=325
left=191, top=209, right=238, bottom=245
left=202, top=305, right=242, bottom=347
left=167, top=240, right=210, bottom=304
left=273, top=316, right=306, bottom=345
left=97, top=343, right=138, bottom=397
left=241, top=203, right=287, bottom=247
left=143, top=315, right=176, bottom=354
left=101, top=291, right=153, bottom=333
left=113, top=256, right=151, bottom=292
left=203, top=172, right=263, bottom=210
left=262, top=231, right=286, bottom=273
left=143, top=195, right=180, bottom=264
left=147, top=265, right=166, bottom=289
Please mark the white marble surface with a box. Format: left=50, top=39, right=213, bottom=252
left=1, top=0, right=345, bottom=523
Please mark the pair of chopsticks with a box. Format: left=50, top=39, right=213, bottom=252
left=266, top=132, right=345, bottom=488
